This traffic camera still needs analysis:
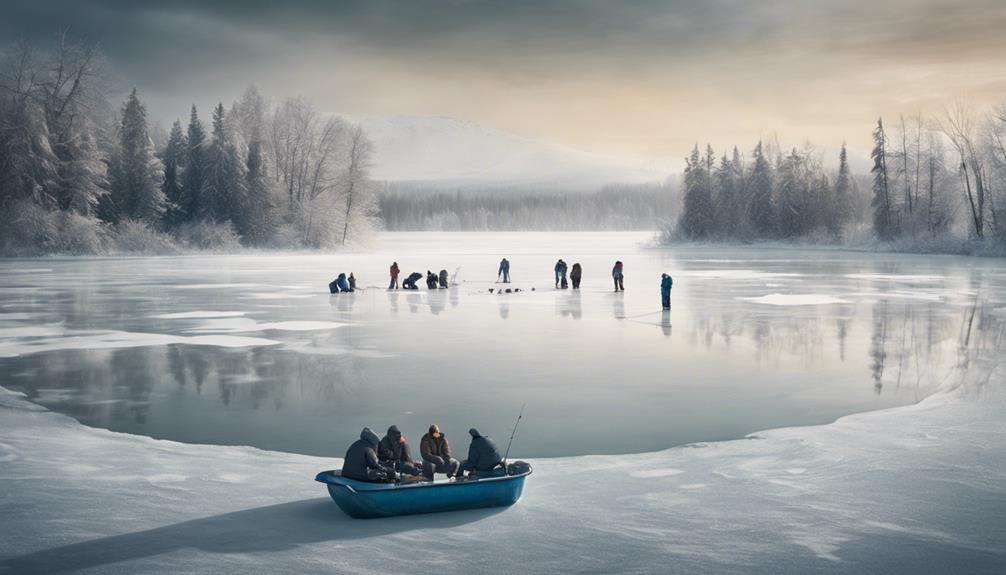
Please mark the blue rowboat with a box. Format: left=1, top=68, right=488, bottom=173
left=315, top=466, right=532, bottom=519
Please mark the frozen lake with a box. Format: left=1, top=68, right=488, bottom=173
left=2, top=232, right=1004, bottom=458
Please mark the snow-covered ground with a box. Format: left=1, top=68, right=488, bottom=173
left=2, top=233, right=1005, bottom=573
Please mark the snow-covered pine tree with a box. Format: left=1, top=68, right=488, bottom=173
left=871, top=118, right=895, bottom=240
left=235, top=87, right=277, bottom=245
left=161, top=121, right=187, bottom=226
left=201, top=103, right=247, bottom=227
left=714, top=152, right=740, bottom=238
left=108, top=89, right=165, bottom=223
left=679, top=144, right=715, bottom=239
left=747, top=141, right=775, bottom=237
left=828, top=143, right=853, bottom=238
left=776, top=149, right=803, bottom=238
left=182, top=106, right=207, bottom=222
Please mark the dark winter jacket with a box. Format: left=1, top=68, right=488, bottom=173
left=438, top=269, right=449, bottom=288
left=341, top=427, right=390, bottom=481
left=612, top=262, right=624, bottom=279
left=420, top=432, right=453, bottom=466
left=336, top=273, right=351, bottom=292
left=378, top=425, right=415, bottom=465
left=555, top=260, right=567, bottom=274
left=661, top=274, right=673, bottom=296
left=390, top=263, right=400, bottom=279
left=404, top=272, right=423, bottom=289
left=426, top=271, right=439, bottom=289
left=570, top=263, right=582, bottom=280
left=348, top=274, right=357, bottom=291
left=462, top=428, right=503, bottom=472
left=499, top=259, right=509, bottom=273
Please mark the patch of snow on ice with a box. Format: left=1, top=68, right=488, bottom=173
left=739, top=294, right=851, bottom=306
left=183, top=318, right=345, bottom=333
left=0, top=329, right=280, bottom=358
left=845, top=273, right=945, bottom=282
left=679, top=270, right=802, bottom=280
left=241, top=293, right=317, bottom=300
left=173, top=283, right=262, bottom=289
left=151, top=311, right=248, bottom=319
left=631, top=468, right=685, bottom=478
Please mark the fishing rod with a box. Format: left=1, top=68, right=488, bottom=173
left=502, top=403, right=525, bottom=473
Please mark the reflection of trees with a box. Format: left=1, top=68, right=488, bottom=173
left=870, top=302, right=888, bottom=393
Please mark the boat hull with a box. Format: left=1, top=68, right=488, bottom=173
left=315, top=468, right=530, bottom=519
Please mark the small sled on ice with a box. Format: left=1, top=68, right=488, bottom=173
left=315, top=462, right=532, bottom=519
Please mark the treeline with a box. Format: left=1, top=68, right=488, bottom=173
left=673, top=108, right=1006, bottom=252
left=0, top=34, right=378, bottom=255
left=674, top=141, right=862, bottom=242
left=379, top=182, right=680, bottom=231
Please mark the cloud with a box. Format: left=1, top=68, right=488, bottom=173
left=4, top=0, right=1005, bottom=161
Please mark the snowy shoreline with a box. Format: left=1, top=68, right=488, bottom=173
left=2, top=380, right=1004, bottom=574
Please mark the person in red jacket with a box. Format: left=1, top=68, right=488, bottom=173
left=388, top=262, right=400, bottom=290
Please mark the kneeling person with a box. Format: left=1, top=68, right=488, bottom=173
left=458, top=428, right=504, bottom=478
left=420, top=424, right=460, bottom=480
left=341, top=427, right=396, bottom=483
left=378, top=425, right=424, bottom=478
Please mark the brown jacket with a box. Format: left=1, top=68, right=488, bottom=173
left=420, top=432, right=453, bottom=465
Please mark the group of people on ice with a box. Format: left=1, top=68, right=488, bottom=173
left=551, top=259, right=622, bottom=291
left=341, top=424, right=504, bottom=483
left=331, top=257, right=673, bottom=309
left=388, top=262, right=451, bottom=290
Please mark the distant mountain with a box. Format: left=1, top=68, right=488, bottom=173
left=349, top=115, right=675, bottom=191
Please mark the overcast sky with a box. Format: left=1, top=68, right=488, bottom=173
left=4, top=0, right=1005, bottom=162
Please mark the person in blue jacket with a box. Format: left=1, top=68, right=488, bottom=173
left=329, top=273, right=352, bottom=293
left=498, top=258, right=510, bottom=283
left=661, top=273, right=673, bottom=309
left=554, top=259, right=568, bottom=289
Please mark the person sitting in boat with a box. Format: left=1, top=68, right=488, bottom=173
left=378, top=425, right=424, bottom=478
left=457, top=428, right=504, bottom=479
left=403, top=272, right=422, bottom=290
left=341, top=427, right=396, bottom=483
left=420, top=424, right=460, bottom=480
left=438, top=269, right=449, bottom=289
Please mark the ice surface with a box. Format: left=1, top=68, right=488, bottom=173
left=1, top=236, right=1005, bottom=573
left=0, top=383, right=1003, bottom=574
left=1, top=233, right=1004, bottom=459
left=739, top=294, right=852, bottom=306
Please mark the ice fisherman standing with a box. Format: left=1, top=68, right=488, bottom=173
left=389, top=262, right=400, bottom=290
left=612, top=261, right=624, bottom=292
left=498, top=258, right=510, bottom=283
left=661, top=273, right=673, bottom=309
